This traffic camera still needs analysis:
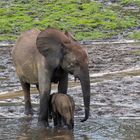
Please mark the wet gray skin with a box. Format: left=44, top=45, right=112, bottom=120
left=0, top=42, right=140, bottom=139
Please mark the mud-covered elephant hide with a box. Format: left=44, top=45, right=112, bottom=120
left=11, top=28, right=90, bottom=126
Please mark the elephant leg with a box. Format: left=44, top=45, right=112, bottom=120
left=58, top=72, right=68, bottom=94
left=53, top=113, right=58, bottom=127
left=38, top=71, right=51, bottom=126
left=62, top=116, right=67, bottom=127
left=70, top=119, right=74, bottom=129
left=57, top=113, right=62, bottom=127
left=38, top=91, right=50, bottom=126
left=66, top=119, right=73, bottom=129
left=20, top=80, right=33, bottom=115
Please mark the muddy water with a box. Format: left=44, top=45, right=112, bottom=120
left=0, top=42, right=140, bottom=140
left=0, top=45, right=20, bottom=92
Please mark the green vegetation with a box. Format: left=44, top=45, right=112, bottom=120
left=120, top=0, right=140, bottom=6
left=128, top=31, right=140, bottom=40
left=0, top=0, right=140, bottom=41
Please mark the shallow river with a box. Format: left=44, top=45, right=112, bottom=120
left=0, top=42, right=140, bottom=140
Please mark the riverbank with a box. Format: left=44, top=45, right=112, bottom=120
left=0, top=0, right=140, bottom=41
left=0, top=39, right=140, bottom=47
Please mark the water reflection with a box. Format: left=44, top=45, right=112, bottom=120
left=1, top=116, right=140, bottom=140
left=17, top=118, right=75, bottom=140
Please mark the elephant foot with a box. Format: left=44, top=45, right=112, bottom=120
left=38, top=120, right=50, bottom=128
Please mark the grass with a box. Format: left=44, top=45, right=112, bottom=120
left=0, top=0, right=140, bottom=41
left=120, top=0, right=140, bottom=6
left=128, top=31, right=140, bottom=40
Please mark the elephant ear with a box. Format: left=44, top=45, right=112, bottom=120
left=36, top=29, right=62, bottom=58
left=64, top=31, right=77, bottom=42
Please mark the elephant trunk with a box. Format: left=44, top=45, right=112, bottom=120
left=79, top=68, right=90, bottom=122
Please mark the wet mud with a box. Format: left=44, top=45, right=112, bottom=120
left=0, top=42, right=140, bottom=139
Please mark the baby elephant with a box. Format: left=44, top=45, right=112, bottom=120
left=50, top=93, right=75, bottom=129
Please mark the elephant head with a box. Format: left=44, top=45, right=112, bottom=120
left=36, top=28, right=90, bottom=122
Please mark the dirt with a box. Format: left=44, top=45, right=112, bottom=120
left=0, top=42, right=140, bottom=118
left=87, top=42, right=140, bottom=73
left=0, top=41, right=140, bottom=140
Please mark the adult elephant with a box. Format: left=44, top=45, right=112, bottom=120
left=11, top=28, right=90, bottom=126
